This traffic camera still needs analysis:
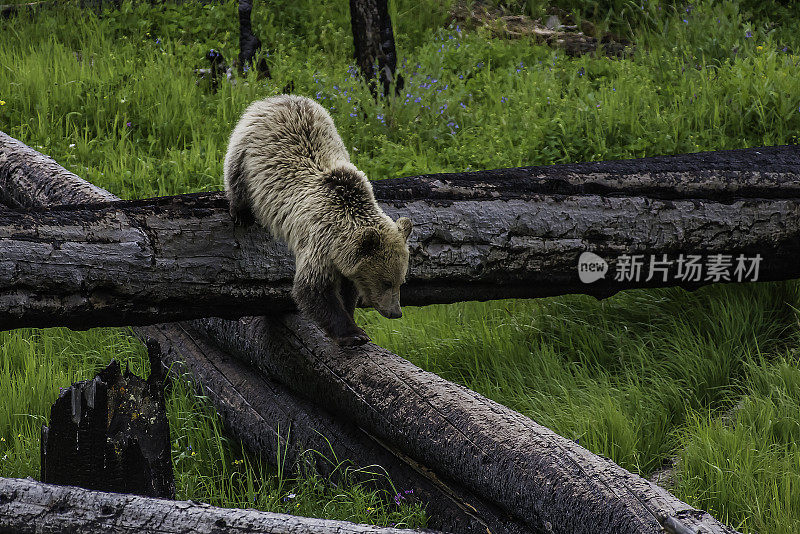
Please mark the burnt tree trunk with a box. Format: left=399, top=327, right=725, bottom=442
left=238, top=0, right=269, bottom=78
left=1, top=132, right=799, bottom=330
left=198, top=313, right=740, bottom=534
left=349, top=0, right=402, bottom=97
left=137, top=323, right=534, bottom=534
left=0, top=477, right=439, bottom=534
left=41, top=349, right=174, bottom=498
left=1, top=135, right=530, bottom=534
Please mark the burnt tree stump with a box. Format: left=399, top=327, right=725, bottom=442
left=40, top=342, right=174, bottom=499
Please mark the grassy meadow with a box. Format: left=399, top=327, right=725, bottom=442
left=1, top=0, right=800, bottom=531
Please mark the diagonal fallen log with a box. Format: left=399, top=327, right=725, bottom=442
left=199, top=314, right=742, bottom=534
left=0, top=477, right=439, bottom=534
left=138, top=322, right=534, bottom=534
left=1, top=134, right=532, bottom=534
left=1, top=130, right=799, bottom=330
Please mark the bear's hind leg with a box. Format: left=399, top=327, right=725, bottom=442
left=293, top=260, right=370, bottom=346
left=224, top=146, right=256, bottom=226
left=341, top=278, right=360, bottom=319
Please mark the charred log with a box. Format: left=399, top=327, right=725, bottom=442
left=0, top=134, right=799, bottom=330
left=0, top=477, right=438, bottom=534
left=198, top=313, right=740, bottom=534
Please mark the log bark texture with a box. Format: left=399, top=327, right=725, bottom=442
left=0, top=477, right=439, bottom=534
left=1, top=134, right=530, bottom=533
left=1, top=133, right=799, bottom=330
left=136, top=322, right=534, bottom=534
left=41, top=356, right=175, bottom=499
left=0, top=131, right=117, bottom=207
left=198, top=313, right=741, bottom=534
left=0, top=133, right=741, bottom=533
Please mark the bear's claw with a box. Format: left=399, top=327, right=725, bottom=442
left=336, top=331, right=371, bottom=347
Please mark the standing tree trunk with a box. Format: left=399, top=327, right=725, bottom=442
left=238, top=0, right=269, bottom=78
left=349, top=0, right=403, bottom=97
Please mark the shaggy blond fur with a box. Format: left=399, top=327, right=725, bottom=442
left=224, top=95, right=412, bottom=345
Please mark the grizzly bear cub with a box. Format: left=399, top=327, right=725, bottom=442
left=224, top=95, right=412, bottom=346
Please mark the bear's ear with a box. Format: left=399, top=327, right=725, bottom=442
left=396, top=217, right=412, bottom=240
left=357, top=226, right=382, bottom=255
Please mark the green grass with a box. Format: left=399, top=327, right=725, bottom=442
left=0, top=327, right=426, bottom=526
left=1, top=0, right=800, bottom=531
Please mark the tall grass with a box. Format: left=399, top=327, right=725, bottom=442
left=1, top=0, right=800, bottom=530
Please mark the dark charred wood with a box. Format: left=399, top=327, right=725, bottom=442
left=1, top=134, right=531, bottom=533
left=237, top=0, right=269, bottom=78
left=135, top=322, right=534, bottom=534
left=349, top=0, right=403, bottom=97
left=41, top=356, right=174, bottom=499
left=1, top=140, right=799, bottom=330
left=0, top=477, right=440, bottom=534
left=197, top=313, right=741, bottom=534
left=2, top=132, right=740, bottom=534
left=205, top=48, right=231, bottom=92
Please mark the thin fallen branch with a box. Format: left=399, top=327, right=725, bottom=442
left=0, top=477, right=439, bottom=534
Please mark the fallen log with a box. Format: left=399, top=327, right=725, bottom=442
left=0, top=134, right=742, bottom=533
left=1, top=130, right=799, bottom=330
left=1, top=134, right=532, bottom=534
left=198, top=313, right=741, bottom=534
left=137, top=322, right=534, bottom=534
left=0, top=477, right=439, bottom=534
left=0, top=1, right=55, bottom=18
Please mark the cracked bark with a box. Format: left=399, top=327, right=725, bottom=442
left=137, top=322, right=534, bottom=534
left=41, top=354, right=175, bottom=499
left=195, top=313, right=741, bottom=534
left=0, top=476, right=439, bottom=534
left=1, top=132, right=531, bottom=534
left=1, top=133, right=799, bottom=330
left=0, top=131, right=770, bottom=534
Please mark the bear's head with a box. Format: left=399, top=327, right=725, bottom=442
left=344, top=217, right=412, bottom=319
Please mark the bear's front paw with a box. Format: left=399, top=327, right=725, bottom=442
left=335, top=329, right=371, bottom=347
